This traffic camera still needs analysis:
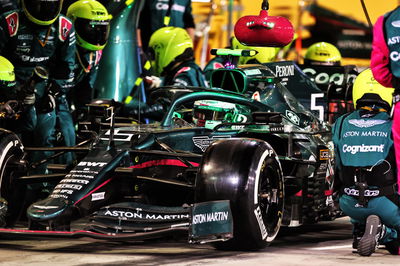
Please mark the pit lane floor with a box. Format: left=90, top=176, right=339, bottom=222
left=0, top=217, right=398, bottom=266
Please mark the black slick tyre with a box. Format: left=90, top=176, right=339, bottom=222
left=195, top=138, right=284, bottom=250
left=0, top=129, right=26, bottom=225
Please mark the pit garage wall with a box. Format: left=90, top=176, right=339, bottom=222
left=192, top=0, right=399, bottom=67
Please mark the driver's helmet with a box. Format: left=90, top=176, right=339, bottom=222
left=22, top=0, right=63, bottom=26
left=0, top=56, right=16, bottom=99
left=231, top=37, right=280, bottom=64
left=192, top=100, right=250, bottom=129
left=148, top=27, right=193, bottom=76
left=352, top=68, right=394, bottom=111
left=67, top=0, right=112, bottom=51
left=304, top=42, right=342, bottom=66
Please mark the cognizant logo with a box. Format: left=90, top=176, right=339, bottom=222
left=390, top=51, right=400, bottom=62
left=342, top=144, right=385, bottom=154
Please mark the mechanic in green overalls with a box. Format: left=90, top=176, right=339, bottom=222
left=123, top=26, right=206, bottom=121
left=59, top=0, right=111, bottom=163
left=66, top=0, right=111, bottom=120
left=148, top=26, right=206, bottom=88
left=0, top=0, right=76, bottom=173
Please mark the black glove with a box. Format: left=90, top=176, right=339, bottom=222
left=38, top=93, right=56, bottom=113
left=46, top=80, right=61, bottom=98
left=38, top=80, right=61, bottom=113
left=17, top=66, right=48, bottom=106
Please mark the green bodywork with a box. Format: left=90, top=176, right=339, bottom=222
left=94, top=0, right=144, bottom=102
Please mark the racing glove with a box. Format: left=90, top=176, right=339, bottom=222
left=0, top=197, right=7, bottom=227
left=144, top=75, right=162, bottom=89
left=0, top=100, right=19, bottom=119
left=38, top=80, right=59, bottom=113
left=17, top=66, right=48, bottom=106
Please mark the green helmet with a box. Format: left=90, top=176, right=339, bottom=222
left=304, top=42, right=342, bottom=66
left=231, top=37, right=280, bottom=64
left=22, top=0, right=63, bottom=26
left=0, top=56, right=16, bottom=99
left=192, top=100, right=250, bottom=129
left=148, top=27, right=193, bottom=76
left=67, top=0, right=112, bottom=51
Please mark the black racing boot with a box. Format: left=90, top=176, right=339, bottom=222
left=385, top=236, right=400, bottom=255
left=357, top=215, right=385, bottom=256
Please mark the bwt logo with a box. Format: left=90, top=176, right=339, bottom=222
left=77, top=161, right=108, bottom=167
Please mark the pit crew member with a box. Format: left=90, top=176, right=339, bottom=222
left=333, top=69, right=400, bottom=256
left=0, top=0, right=76, bottom=173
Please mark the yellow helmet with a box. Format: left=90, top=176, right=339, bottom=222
left=0, top=56, right=15, bottom=86
left=148, top=27, right=193, bottom=76
left=352, top=68, right=394, bottom=110
left=0, top=56, right=16, bottom=100
left=22, top=0, right=63, bottom=26
left=67, top=0, right=112, bottom=51
left=304, top=42, right=341, bottom=66
left=231, top=37, right=279, bottom=64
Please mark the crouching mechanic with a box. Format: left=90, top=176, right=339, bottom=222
left=332, top=69, right=400, bottom=256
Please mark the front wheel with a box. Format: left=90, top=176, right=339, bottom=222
left=195, top=138, right=284, bottom=250
left=0, top=129, right=26, bottom=226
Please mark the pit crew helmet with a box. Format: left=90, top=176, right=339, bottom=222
left=352, top=68, right=394, bottom=111
left=304, top=42, right=342, bottom=66
left=231, top=37, right=280, bottom=64
left=192, top=100, right=250, bottom=129
left=22, top=0, right=63, bottom=26
left=148, top=27, right=193, bottom=76
left=0, top=56, right=16, bottom=99
left=67, top=0, right=111, bottom=51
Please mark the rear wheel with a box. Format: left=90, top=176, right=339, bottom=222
left=195, top=138, right=284, bottom=250
left=0, top=129, right=26, bottom=226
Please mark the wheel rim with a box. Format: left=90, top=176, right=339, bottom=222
left=258, top=160, right=283, bottom=242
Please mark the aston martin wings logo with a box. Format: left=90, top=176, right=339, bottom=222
left=192, top=136, right=231, bottom=152
left=348, top=119, right=386, bottom=128
left=285, top=110, right=300, bottom=125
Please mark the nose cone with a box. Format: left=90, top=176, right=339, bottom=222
left=27, top=197, right=74, bottom=222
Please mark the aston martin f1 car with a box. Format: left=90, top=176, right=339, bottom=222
left=0, top=65, right=337, bottom=250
